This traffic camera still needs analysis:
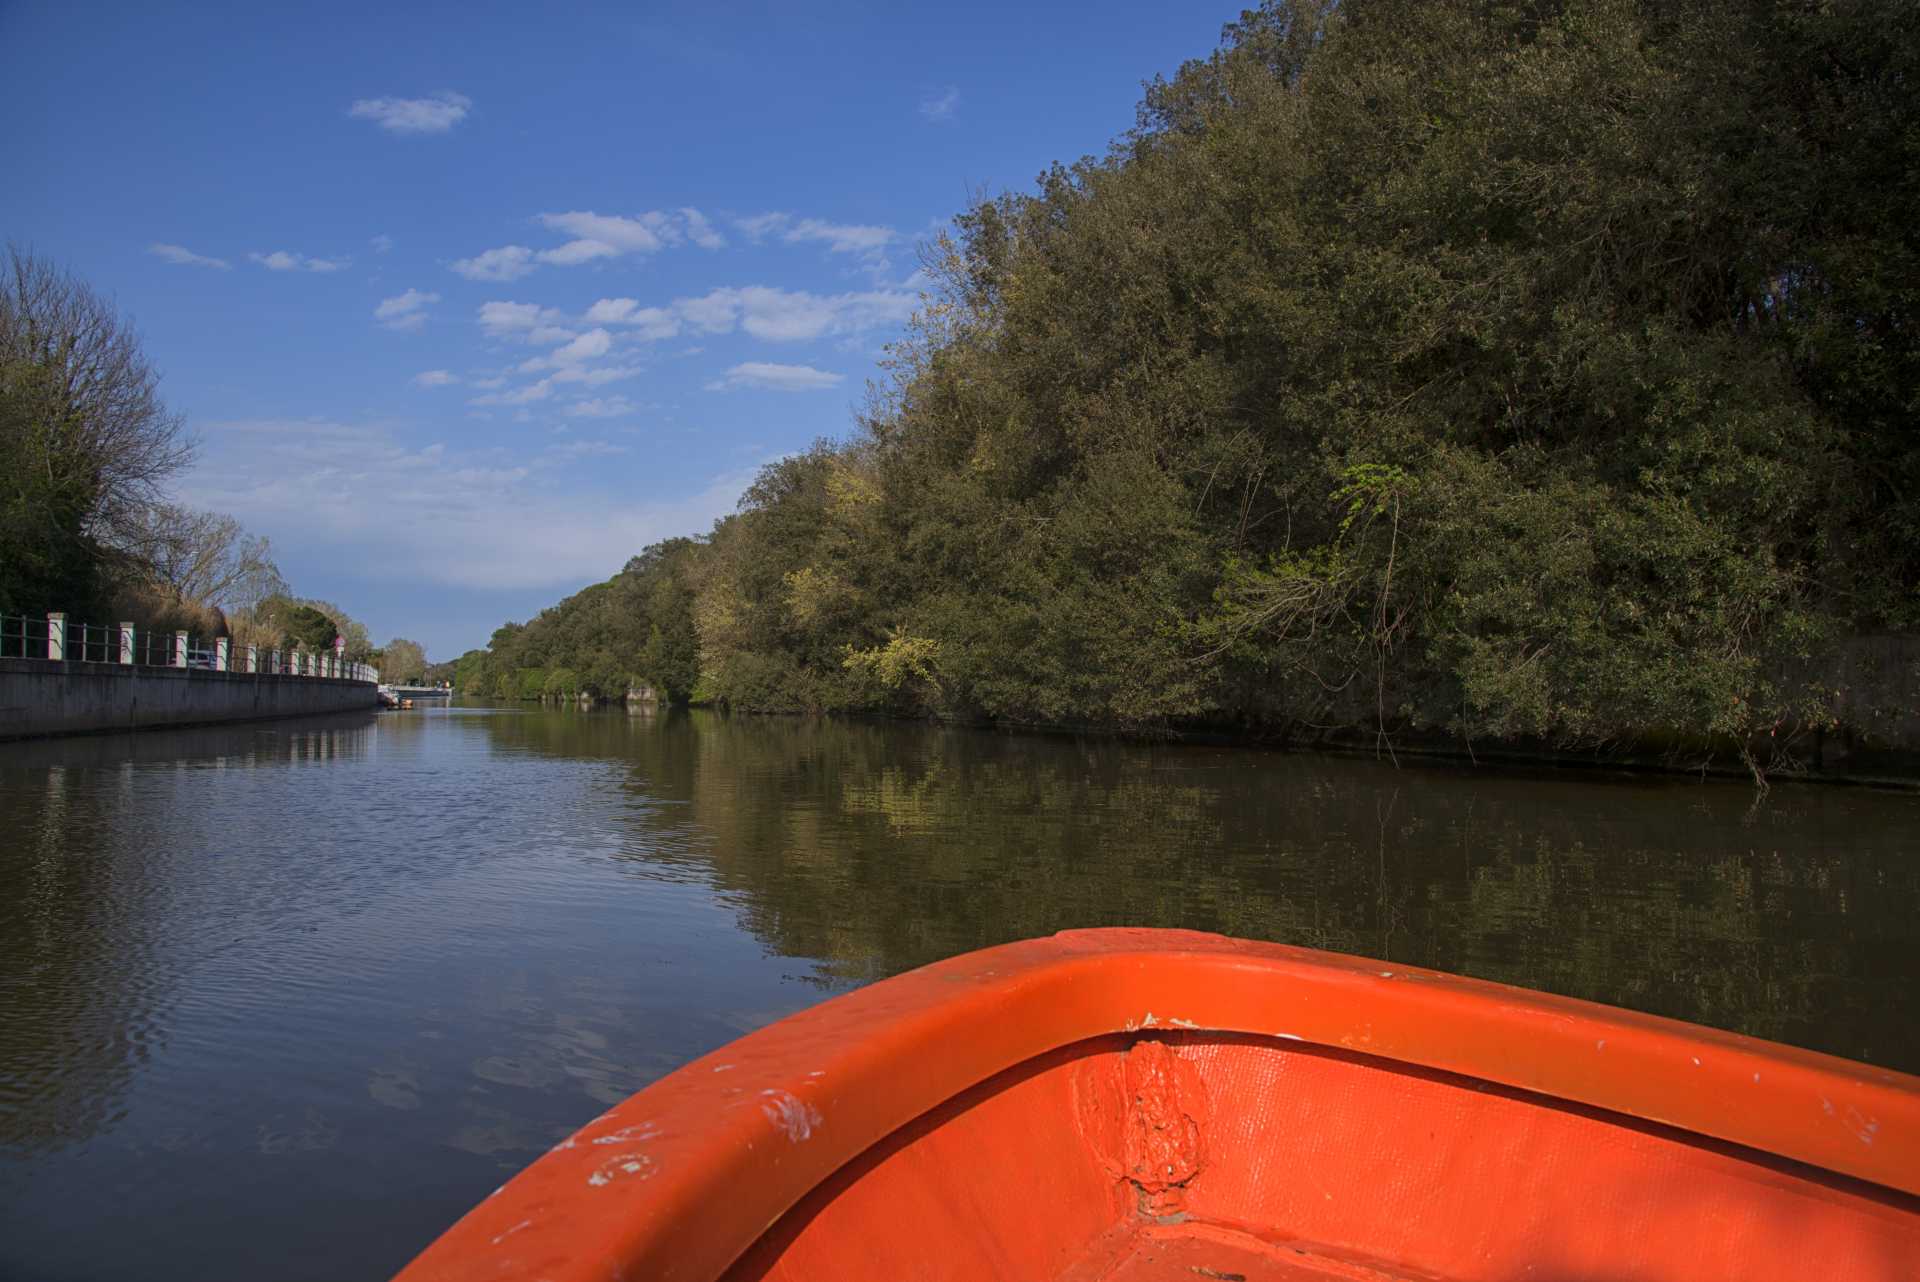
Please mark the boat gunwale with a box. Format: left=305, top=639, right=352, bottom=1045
left=393, top=927, right=1920, bottom=1282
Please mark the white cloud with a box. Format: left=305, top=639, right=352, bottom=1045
left=176, top=416, right=751, bottom=591
left=734, top=212, right=791, bottom=242
left=552, top=328, right=613, bottom=363
left=349, top=91, right=471, bottom=135
left=527, top=325, right=578, bottom=345
left=709, top=362, right=844, bottom=392
left=567, top=396, right=638, bottom=418
left=785, top=219, right=896, bottom=256
left=920, top=87, right=960, bottom=122
left=583, top=297, right=639, bottom=323
left=375, top=288, right=441, bottom=332
left=372, top=234, right=395, bottom=254
left=149, top=243, right=230, bottom=270
left=731, top=212, right=897, bottom=257
left=518, top=328, right=614, bottom=374
left=552, top=365, right=641, bottom=386
left=469, top=378, right=554, bottom=406
left=537, top=237, right=621, bottom=267
left=546, top=439, right=631, bottom=461
left=537, top=210, right=669, bottom=258
left=673, top=285, right=914, bottom=342
left=680, top=207, right=725, bottom=250
left=250, top=250, right=349, bottom=273
left=452, top=245, right=536, bottom=281
left=453, top=209, right=727, bottom=282
left=413, top=369, right=458, bottom=387
left=583, top=297, right=681, bottom=339
left=477, top=300, right=566, bottom=336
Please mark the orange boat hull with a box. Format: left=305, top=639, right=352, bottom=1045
left=396, top=929, right=1920, bottom=1281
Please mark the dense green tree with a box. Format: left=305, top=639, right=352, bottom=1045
left=267, top=601, right=341, bottom=653
left=465, top=536, right=707, bottom=703
left=469, top=0, right=1919, bottom=772
left=378, top=637, right=427, bottom=684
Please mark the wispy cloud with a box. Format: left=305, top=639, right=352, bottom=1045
left=552, top=364, right=642, bottom=387
left=732, top=212, right=896, bottom=256
left=919, top=87, right=960, bottom=122
left=251, top=250, right=349, bottom=273
left=680, top=207, right=725, bottom=250
left=465, top=283, right=911, bottom=410
left=675, top=285, right=914, bottom=342
left=349, top=92, right=472, bottom=135
left=477, top=300, right=567, bottom=337
left=452, top=245, right=536, bottom=282
left=469, top=378, right=554, bottom=407
left=536, top=210, right=670, bottom=263
left=176, top=416, right=750, bottom=591
left=733, top=213, right=790, bottom=242
left=375, top=289, right=440, bottom=332
left=451, top=209, right=726, bottom=283
left=372, top=234, right=395, bottom=254
left=708, top=362, right=844, bottom=392
left=567, top=396, right=639, bottom=418
left=149, top=243, right=231, bottom=270
left=582, top=297, right=681, bottom=339
left=518, top=328, right=613, bottom=373
left=730, top=212, right=899, bottom=280
left=546, top=439, right=631, bottom=461
left=413, top=369, right=458, bottom=387
left=786, top=219, right=896, bottom=256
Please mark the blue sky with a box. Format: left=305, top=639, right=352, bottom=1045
left=3, top=1, right=1242, bottom=659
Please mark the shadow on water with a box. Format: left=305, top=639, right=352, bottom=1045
left=0, top=701, right=1914, bottom=1281
left=497, top=705, right=1919, bottom=1068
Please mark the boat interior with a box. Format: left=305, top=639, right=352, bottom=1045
left=725, top=1032, right=1917, bottom=1282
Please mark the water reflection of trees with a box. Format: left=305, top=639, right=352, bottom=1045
left=0, top=716, right=380, bottom=1156
left=558, top=711, right=1919, bottom=1072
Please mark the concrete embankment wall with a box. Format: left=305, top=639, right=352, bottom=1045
left=0, top=658, right=379, bottom=741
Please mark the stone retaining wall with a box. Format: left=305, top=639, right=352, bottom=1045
left=0, top=657, right=379, bottom=740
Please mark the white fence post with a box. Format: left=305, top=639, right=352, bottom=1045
left=120, top=622, right=135, bottom=664
left=246, top=644, right=258, bottom=673
left=173, top=632, right=188, bottom=668
left=46, top=613, right=65, bottom=662
left=215, top=637, right=230, bottom=672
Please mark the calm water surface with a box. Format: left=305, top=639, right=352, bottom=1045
left=1, top=704, right=1916, bottom=1280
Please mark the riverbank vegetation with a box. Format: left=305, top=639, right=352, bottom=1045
left=1, top=248, right=410, bottom=669
left=465, top=0, right=1919, bottom=769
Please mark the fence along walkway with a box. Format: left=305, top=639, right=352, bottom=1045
left=0, top=612, right=380, bottom=683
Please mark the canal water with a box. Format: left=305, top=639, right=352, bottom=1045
left=1, top=705, right=1916, bottom=1280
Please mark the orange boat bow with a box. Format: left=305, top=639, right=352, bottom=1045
left=396, top=928, right=1920, bottom=1281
